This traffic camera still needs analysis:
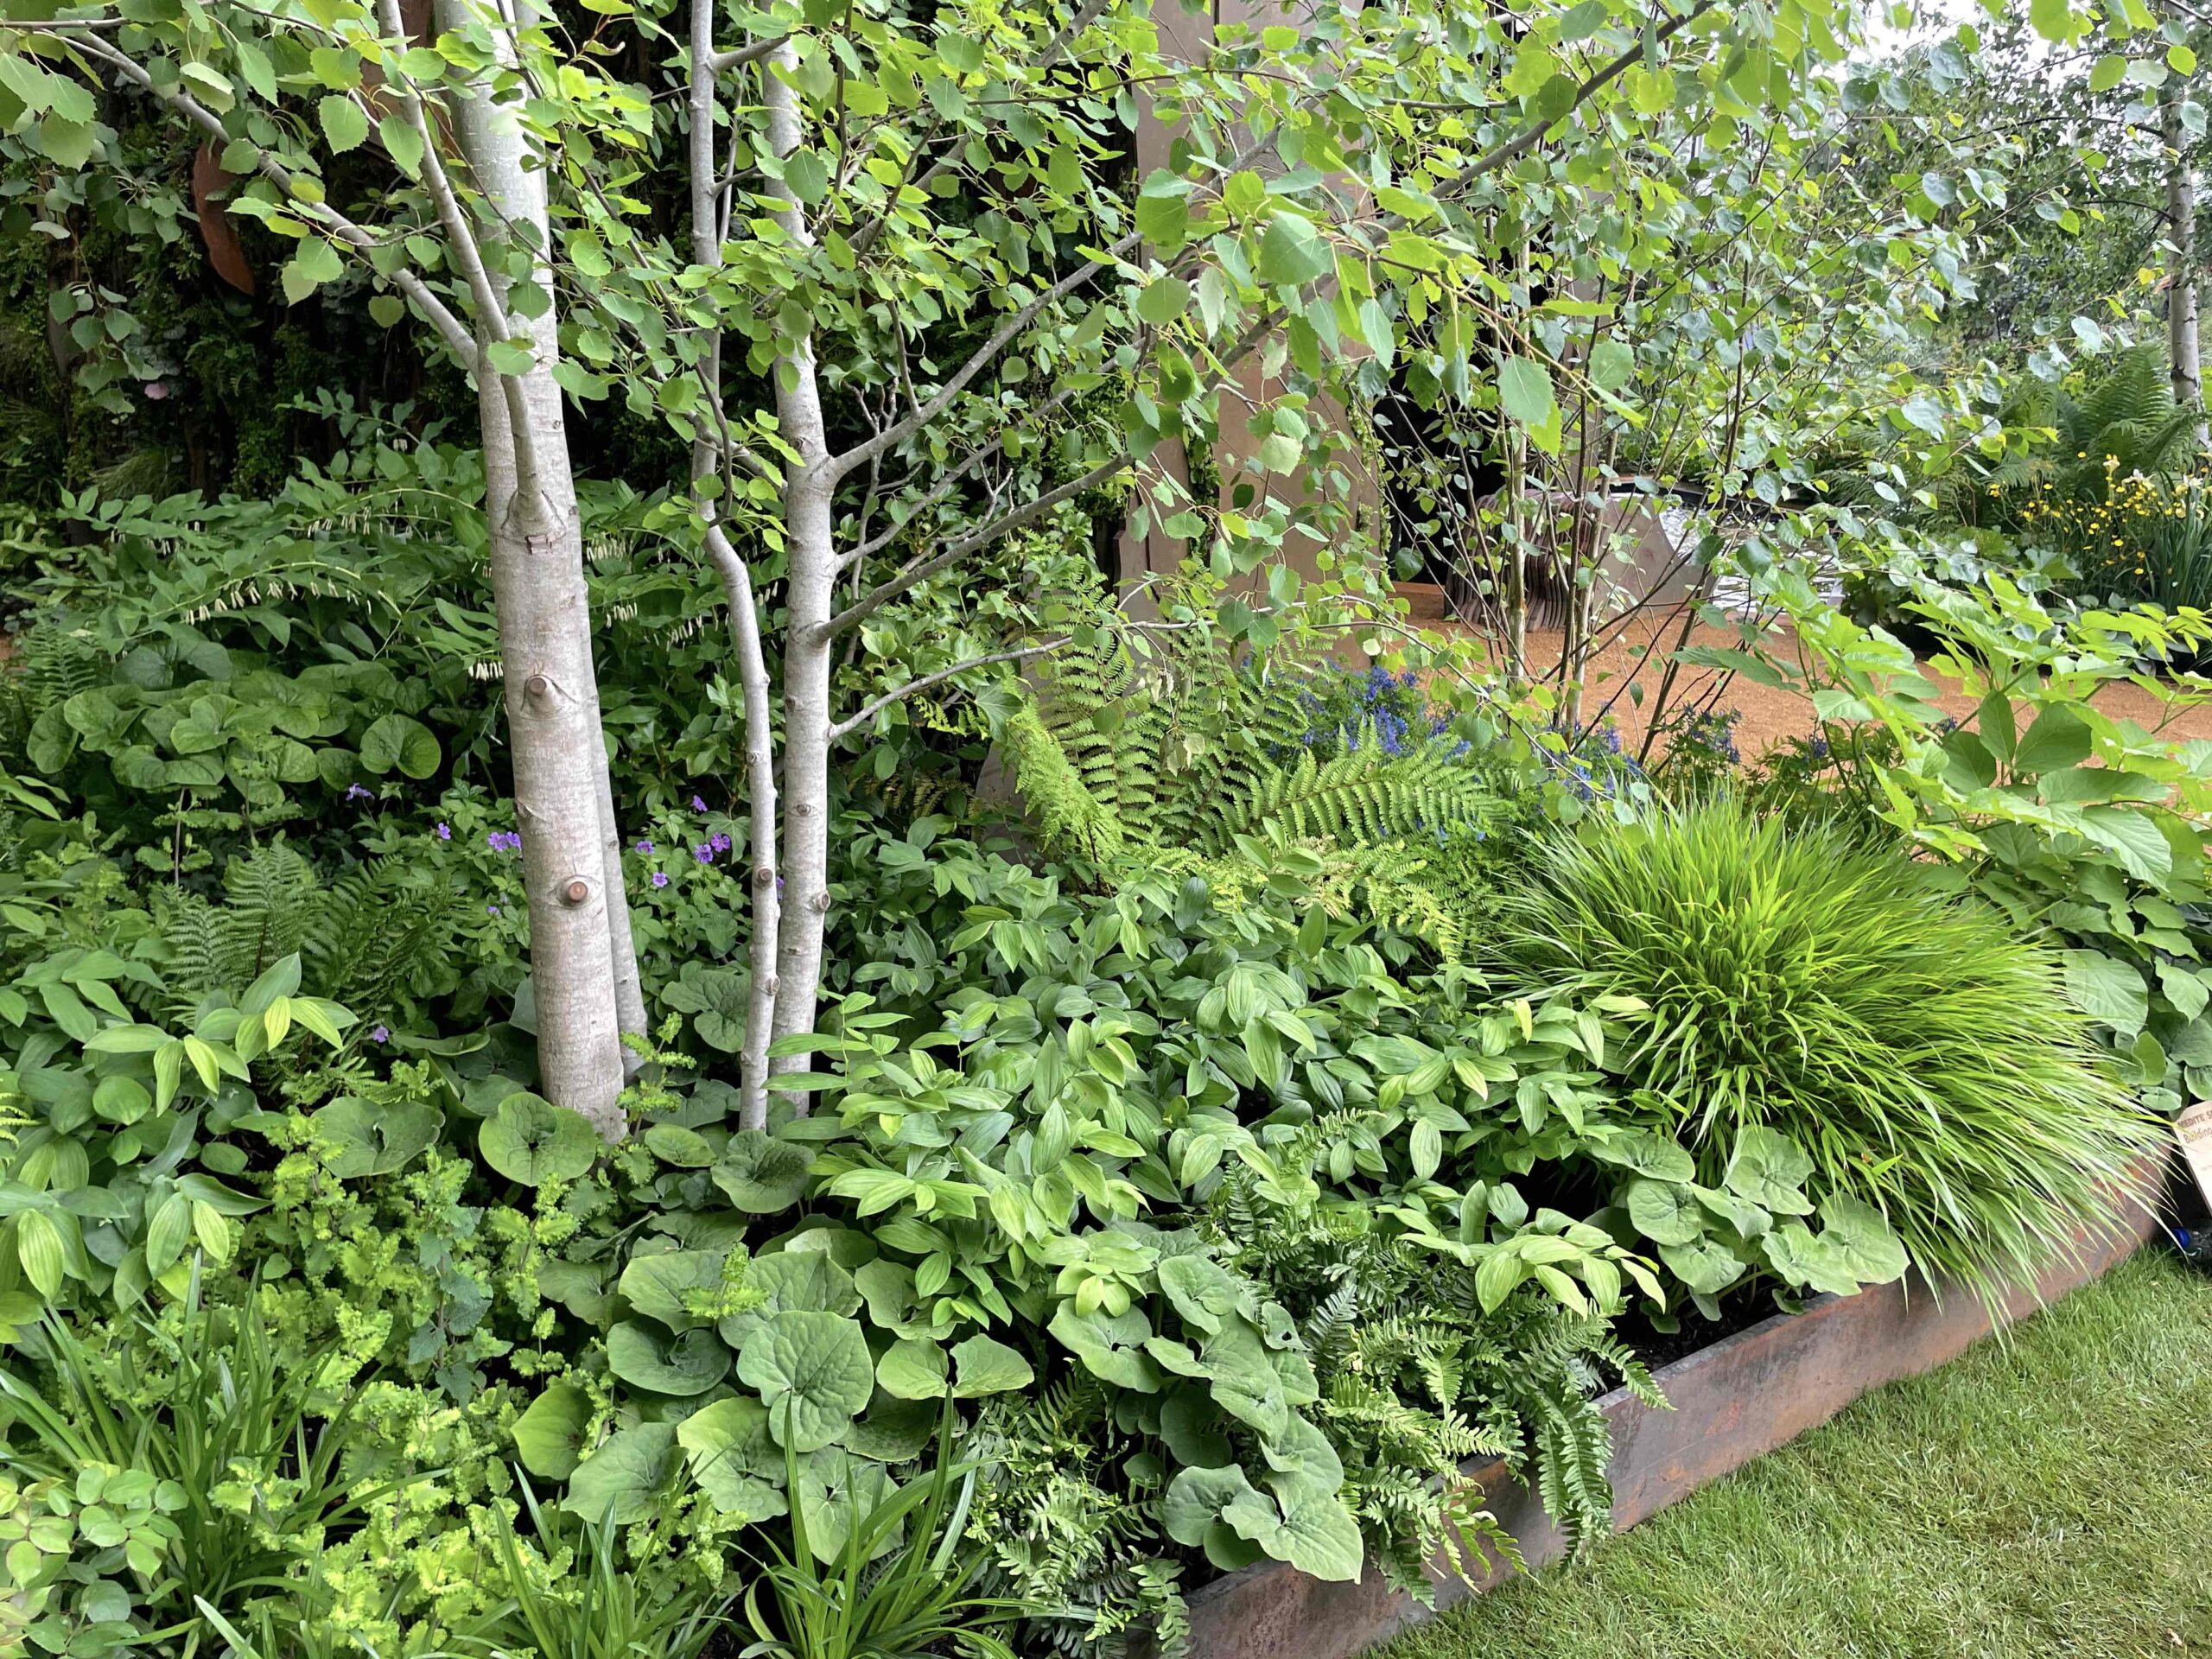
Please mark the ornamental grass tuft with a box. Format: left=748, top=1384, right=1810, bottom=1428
left=1491, top=796, right=2162, bottom=1302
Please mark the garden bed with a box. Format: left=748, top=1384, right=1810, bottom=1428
left=1160, top=1176, right=2167, bottom=1659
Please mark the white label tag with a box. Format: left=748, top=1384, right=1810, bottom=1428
left=2179, top=1100, right=2212, bottom=1210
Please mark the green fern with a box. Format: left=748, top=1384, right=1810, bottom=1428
left=1005, top=627, right=1497, bottom=956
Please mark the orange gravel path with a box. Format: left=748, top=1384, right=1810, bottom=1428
left=1429, top=608, right=2212, bottom=762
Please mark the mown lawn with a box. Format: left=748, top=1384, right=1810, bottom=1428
left=1388, top=1250, right=2212, bottom=1659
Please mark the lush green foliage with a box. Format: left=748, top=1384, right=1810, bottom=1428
left=1491, top=798, right=2160, bottom=1300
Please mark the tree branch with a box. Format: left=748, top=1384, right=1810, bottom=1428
left=826, top=453, right=1128, bottom=635
left=827, top=639, right=1066, bottom=741
left=60, top=29, right=476, bottom=359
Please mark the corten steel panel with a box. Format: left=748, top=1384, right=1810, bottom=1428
left=1155, top=1175, right=2166, bottom=1659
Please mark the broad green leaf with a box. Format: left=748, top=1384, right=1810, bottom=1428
left=1624, top=1179, right=1704, bottom=1246
left=950, top=1332, right=1033, bottom=1396
left=359, top=713, right=440, bottom=779
left=562, top=1421, right=677, bottom=1523
left=2062, top=950, right=2150, bottom=1035
left=736, top=1310, right=875, bottom=1451
left=479, top=1093, right=600, bottom=1185
left=1255, top=213, right=1333, bottom=288
left=618, top=1249, right=728, bottom=1331
left=713, top=1129, right=811, bottom=1212
left=319, top=94, right=369, bottom=153
left=1497, top=356, right=1558, bottom=429
left=309, top=1096, right=441, bottom=1178
left=875, top=1336, right=950, bottom=1401
left=795, top=1446, right=895, bottom=1564
left=512, top=1382, right=591, bottom=1479
left=677, top=1397, right=788, bottom=1521
left=606, top=1319, right=730, bottom=1396
left=281, top=237, right=344, bottom=305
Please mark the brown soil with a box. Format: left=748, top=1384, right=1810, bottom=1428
left=1429, top=606, right=2212, bottom=762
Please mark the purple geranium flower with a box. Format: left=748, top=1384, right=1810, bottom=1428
left=346, top=784, right=372, bottom=802
left=709, top=831, right=731, bottom=853
left=690, top=795, right=709, bottom=812
left=652, top=871, right=669, bottom=888
left=694, top=842, right=715, bottom=864
left=486, top=830, right=523, bottom=853
left=435, top=822, right=451, bottom=841
left=635, top=839, right=655, bottom=855
left=370, top=1024, right=390, bottom=1044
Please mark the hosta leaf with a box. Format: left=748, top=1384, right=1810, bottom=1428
left=736, top=1310, right=875, bottom=1452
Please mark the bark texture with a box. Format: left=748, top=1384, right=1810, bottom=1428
left=438, top=0, right=631, bottom=1135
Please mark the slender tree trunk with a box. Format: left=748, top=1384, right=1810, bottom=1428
left=760, top=43, right=837, bottom=1096
left=439, top=0, right=628, bottom=1134
left=688, top=0, right=783, bottom=1131
left=2167, top=85, right=2209, bottom=448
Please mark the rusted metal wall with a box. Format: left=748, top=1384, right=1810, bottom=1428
left=1157, top=1181, right=2167, bottom=1659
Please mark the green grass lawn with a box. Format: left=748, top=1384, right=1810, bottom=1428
left=1388, top=1250, right=2212, bottom=1659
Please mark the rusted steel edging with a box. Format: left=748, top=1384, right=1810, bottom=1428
left=1169, top=1179, right=2166, bottom=1659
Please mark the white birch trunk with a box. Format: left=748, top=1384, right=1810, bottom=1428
left=760, top=44, right=837, bottom=1091
left=688, top=1, right=785, bottom=1131
left=2167, top=86, right=2209, bottom=448
left=439, top=0, right=628, bottom=1135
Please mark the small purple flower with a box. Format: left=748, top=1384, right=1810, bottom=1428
left=709, top=832, right=732, bottom=853
left=370, top=1024, right=390, bottom=1044
left=651, top=871, right=670, bottom=888
left=635, top=839, right=655, bottom=855
left=690, top=795, right=709, bottom=812
left=776, top=875, right=785, bottom=893
left=694, top=842, right=715, bottom=864
left=487, top=905, right=501, bottom=917
left=486, top=830, right=523, bottom=853
left=346, top=784, right=372, bottom=803
left=435, top=822, right=451, bottom=841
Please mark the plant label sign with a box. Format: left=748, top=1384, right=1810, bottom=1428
left=2180, top=1101, right=2212, bottom=1209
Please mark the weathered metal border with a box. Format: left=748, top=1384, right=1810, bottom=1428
left=1172, top=1179, right=2167, bottom=1659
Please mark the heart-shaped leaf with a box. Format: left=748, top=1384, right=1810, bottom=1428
left=606, top=1319, right=730, bottom=1397
left=713, top=1129, right=813, bottom=1212
left=737, top=1310, right=875, bottom=1452
left=562, top=1421, right=677, bottom=1523
left=512, top=1382, right=592, bottom=1479
left=480, top=1093, right=600, bottom=1185
left=677, top=1396, right=788, bottom=1522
